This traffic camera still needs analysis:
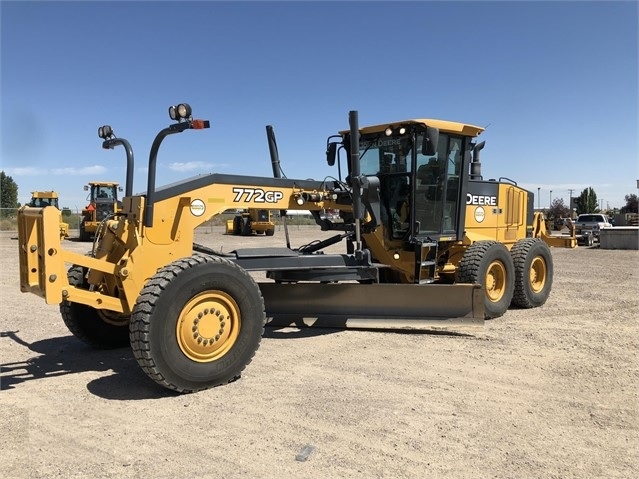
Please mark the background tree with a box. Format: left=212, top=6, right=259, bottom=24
left=575, top=187, right=599, bottom=215
left=620, top=193, right=638, bottom=214
left=0, top=171, right=19, bottom=218
left=546, top=198, right=571, bottom=221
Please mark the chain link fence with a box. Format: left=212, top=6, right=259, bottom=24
left=0, top=208, right=84, bottom=233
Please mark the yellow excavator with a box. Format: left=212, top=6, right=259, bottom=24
left=18, top=104, right=575, bottom=393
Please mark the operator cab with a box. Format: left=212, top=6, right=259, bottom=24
left=340, top=120, right=481, bottom=242
left=84, top=183, right=122, bottom=205
left=29, top=196, right=59, bottom=209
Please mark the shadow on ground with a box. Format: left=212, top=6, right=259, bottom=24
left=0, top=331, right=172, bottom=400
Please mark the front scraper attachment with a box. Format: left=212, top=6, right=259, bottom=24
left=260, top=282, right=484, bottom=332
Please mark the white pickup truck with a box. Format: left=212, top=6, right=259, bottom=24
left=572, top=214, right=613, bottom=244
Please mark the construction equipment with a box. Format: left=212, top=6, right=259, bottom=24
left=28, top=191, right=69, bottom=239
left=18, top=104, right=574, bottom=393
left=79, top=181, right=122, bottom=241
left=225, top=209, right=275, bottom=236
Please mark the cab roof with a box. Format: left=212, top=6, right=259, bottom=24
left=30, top=191, right=59, bottom=198
left=88, top=181, right=120, bottom=186
left=341, top=119, right=485, bottom=138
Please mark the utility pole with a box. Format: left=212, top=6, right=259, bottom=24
left=567, top=189, right=575, bottom=217
left=549, top=190, right=552, bottom=208
left=537, top=187, right=540, bottom=210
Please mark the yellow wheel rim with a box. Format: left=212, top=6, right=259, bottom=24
left=176, top=291, right=240, bottom=362
left=485, top=260, right=507, bottom=302
left=97, top=310, right=129, bottom=327
left=529, top=256, right=547, bottom=294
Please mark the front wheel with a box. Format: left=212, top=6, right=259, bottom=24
left=130, top=254, right=266, bottom=393
left=456, top=241, right=515, bottom=319
left=510, top=238, right=553, bottom=308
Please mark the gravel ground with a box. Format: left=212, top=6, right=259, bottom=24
left=1, top=226, right=638, bottom=479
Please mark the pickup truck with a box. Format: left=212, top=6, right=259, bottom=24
left=572, top=214, right=612, bottom=243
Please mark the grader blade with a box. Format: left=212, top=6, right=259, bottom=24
left=260, top=283, right=484, bottom=332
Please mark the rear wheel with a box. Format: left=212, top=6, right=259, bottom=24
left=60, top=265, right=130, bottom=348
left=241, top=217, right=252, bottom=236
left=456, top=241, right=515, bottom=319
left=130, top=254, right=265, bottom=393
left=265, top=228, right=275, bottom=236
left=232, top=216, right=242, bottom=235
left=510, top=238, right=553, bottom=308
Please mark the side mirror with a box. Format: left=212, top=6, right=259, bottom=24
left=327, top=142, right=337, bottom=166
left=422, top=126, right=439, bottom=156
left=83, top=185, right=89, bottom=191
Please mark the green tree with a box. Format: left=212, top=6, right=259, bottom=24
left=0, top=171, right=19, bottom=217
left=546, top=198, right=571, bottom=221
left=575, top=187, right=598, bottom=215
left=620, top=194, right=638, bottom=214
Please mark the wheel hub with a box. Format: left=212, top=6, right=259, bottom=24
left=176, top=291, right=240, bottom=362
left=529, top=257, right=547, bottom=293
left=486, top=260, right=506, bottom=302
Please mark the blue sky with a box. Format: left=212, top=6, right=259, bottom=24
left=1, top=0, right=637, bottom=210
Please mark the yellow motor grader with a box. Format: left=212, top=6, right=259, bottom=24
left=18, top=104, right=574, bottom=393
left=225, top=208, right=276, bottom=236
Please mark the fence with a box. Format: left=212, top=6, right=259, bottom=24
left=0, top=208, right=317, bottom=234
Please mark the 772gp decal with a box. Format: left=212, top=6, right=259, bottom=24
left=232, top=187, right=284, bottom=203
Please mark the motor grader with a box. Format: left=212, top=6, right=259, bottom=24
left=225, top=208, right=276, bottom=236
left=18, top=104, right=574, bottom=393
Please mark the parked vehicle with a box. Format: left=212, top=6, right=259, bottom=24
left=573, top=214, right=612, bottom=243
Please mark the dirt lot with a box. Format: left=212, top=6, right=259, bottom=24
left=1, top=226, right=638, bottom=479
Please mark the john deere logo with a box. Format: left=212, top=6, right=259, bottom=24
left=190, top=199, right=206, bottom=217
left=474, top=206, right=485, bottom=223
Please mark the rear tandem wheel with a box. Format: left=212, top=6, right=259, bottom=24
left=510, top=238, right=553, bottom=308
left=129, top=254, right=266, bottom=393
left=60, top=265, right=130, bottom=348
left=456, top=241, right=515, bottom=319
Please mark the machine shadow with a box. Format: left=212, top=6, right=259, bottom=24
left=263, top=323, right=476, bottom=339
left=0, top=331, right=174, bottom=400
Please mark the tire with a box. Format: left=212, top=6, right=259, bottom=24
left=79, top=222, right=91, bottom=241
left=241, top=217, right=252, bottom=236
left=232, top=216, right=242, bottom=235
left=456, top=241, right=515, bottom=319
left=510, top=238, right=553, bottom=309
left=265, top=228, right=275, bottom=237
left=60, top=265, right=130, bottom=348
left=129, top=254, right=265, bottom=393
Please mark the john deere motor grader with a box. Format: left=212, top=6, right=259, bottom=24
left=226, top=208, right=276, bottom=236
left=18, top=104, right=573, bottom=393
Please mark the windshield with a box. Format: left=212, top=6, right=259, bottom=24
left=357, top=131, right=465, bottom=239
left=359, top=135, right=414, bottom=175
left=92, top=185, right=117, bottom=200
left=30, top=197, right=59, bottom=208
